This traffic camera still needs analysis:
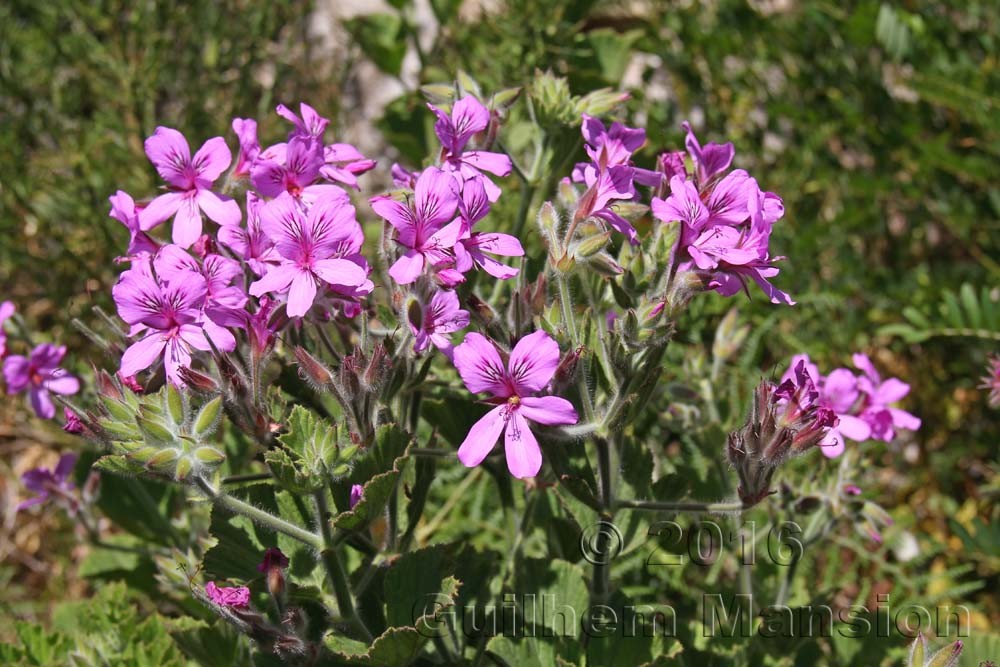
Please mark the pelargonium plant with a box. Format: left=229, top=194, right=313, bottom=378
left=2, top=73, right=931, bottom=665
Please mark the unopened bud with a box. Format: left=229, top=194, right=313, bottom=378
left=537, top=201, right=561, bottom=251
left=585, top=252, right=624, bottom=277
left=573, top=231, right=611, bottom=258
left=466, top=293, right=495, bottom=326
left=178, top=367, right=220, bottom=393
left=712, top=308, right=750, bottom=365
left=294, top=347, right=333, bottom=387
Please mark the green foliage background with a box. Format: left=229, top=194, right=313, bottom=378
left=0, top=0, right=997, bottom=665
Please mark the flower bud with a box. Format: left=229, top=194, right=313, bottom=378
left=178, top=367, right=221, bottom=393
left=712, top=308, right=750, bottom=365
left=573, top=230, right=611, bottom=258
left=294, top=347, right=333, bottom=388
left=537, top=201, right=562, bottom=252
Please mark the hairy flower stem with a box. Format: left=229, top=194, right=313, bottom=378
left=614, top=498, right=746, bottom=514
left=194, top=477, right=323, bottom=549
left=314, top=491, right=374, bottom=643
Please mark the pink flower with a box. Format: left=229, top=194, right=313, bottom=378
left=349, top=484, right=364, bottom=509
left=109, top=191, right=159, bottom=258
left=251, top=136, right=333, bottom=202
left=652, top=130, right=793, bottom=305
left=572, top=114, right=661, bottom=190
left=205, top=581, right=250, bottom=608
left=248, top=193, right=373, bottom=318
left=3, top=343, right=80, bottom=419
left=852, top=354, right=921, bottom=442
left=682, top=120, right=735, bottom=186
left=231, top=118, right=261, bottom=178
left=454, top=178, right=524, bottom=280
left=980, top=355, right=1000, bottom=408
left=276, top=102, right=329, bottom=140
left=575, top=161, right=640, bottom=245
left=218, top=192, right=279, bottom=277
left=17, top=453, right=76, bottom=511
left=321, top=144, right=376, bottom=190
left=139, top=127, right=241, bottom=247
left=428, top=96, right=512, bottom=201
left=371, top=167, right=463, bottom=285
left=113, top=267, right=235, bottom=385
left=408, top=290, right=469, bottom=358
left=63, top=408, right=84, bottom=435
left=453, top=331, right=579, bottom=479
left=782, top=354, right=870, bottom=458
left=154, top=245, right=248, bottom=328
left=0, top=300, right=15, bottom=358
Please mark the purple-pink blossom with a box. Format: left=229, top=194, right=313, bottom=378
left=572, top=165, right=639, bottom=245
left=205, top=581, right=251, bottom=608
left=349, top=484, right=364, bottom=509
left=852, top=353, right=921, bottom=442
left=572, top=114, right=661, bottom=191
left=113, top=266, right=235, bottom=385
left=17, top=453, right=77, bottom=511
left=139, top=127, right=241, bottom=247
left=63, top=408, right=85, bottom=435
left=781, top=353, right=920, bottom=457
left=454, top=177, right=524, bottom=280
left=651, top=122, right=792, bottom=304
left=371, top=167, right=463, bottom=285
left=408, top=290, right=470, bottom=358
left=3, top=343, right=80, bottom=419
left=248, top=193, right=372, bottom=318
left=109, top=191, right=159, bottom=258
left=231, top=118, right=261, bottom=178
left=0, top=300, right=14, bottom=358
left=428, top=96, right=512, bottom=201
left=453, top=331, right=579, bottom=479
left=154, top=245, right=248, bottom=328
left=218, top=192, right=279, bottom=277
left=980, top=355, right=1000, bottom=408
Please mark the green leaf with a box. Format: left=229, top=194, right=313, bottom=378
left=166, top=617, right=252, bottom=666
left=514, top=558, right=589, bottom=637
left=346, top=14, right=408, bottom=77
left=587, top=29, right=642, bottom=83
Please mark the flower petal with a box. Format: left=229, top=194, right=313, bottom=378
left=508, top=329, right=560, bottom=394
left=197, top=189, right=242, bottom=227
left=120, top=334, right=166, bottom=378
left=145, top=127, right=192, bottom=188
left=504, top=410, right=542, bottom=478
left=191, top=137, right=232, bottom=183
left=286, top=271, right=317, bottom=318
left=519, top=396, right=578, bottom=426
left=457, top=405, right=507, bottom=468
left=453, top=332, right=509, bottom=396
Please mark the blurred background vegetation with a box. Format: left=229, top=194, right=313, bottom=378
left=1, top=0, right=997, bottom=662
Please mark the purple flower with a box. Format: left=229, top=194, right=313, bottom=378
left=3, top=344, right=80, bottom=419
left=0, top=300, right=14, bottom=358
left=154, top=245, right=248, bottom=328
left=231, top=118, right=261, bottom=178
left=391, top=163, right=419, bottom=189
left=139, top=127, right=241, bottom=248
left=572, top=114, right=661, bottom=190
left=574, top=165, right=639, bottom=244
left=113, top=267, right=235, bottom=385
left=276, top=102, right=329, bottom=140
left=682, top=120, right=735, bottom=186
left=205, top=581, right=251, bottom=608
left=652, top=131, right=793, bottom=305
left=782, top=354, right=870, bottom=458
left=349, top=484, right=364, bottom=509
left=980, top=355, right=1000, bottom=408
left=218, top=192, right=279, bottom=277
left=428, top=96, right=512, bottom=201
left=371, top=167, right=463, bottom=285
left=454, top=177, right=524, bottom=280
left=63, top=408, right=84, bottom=435
left=17, top=453, right=76, bottom=511
left=257, top=547, right=289, bottom=573
left=852, top=353, right=921, bottom=442
left=321, top=143, right=376, bottom=190
left=109, top=191, right=159, bottom=258
left=248, top=193, right=373, bottom=318
left=408, top=290, right=470, bottom=358
left=251, top=136, right=335, bottom=202
left=453, top=331, right=579, bottom=479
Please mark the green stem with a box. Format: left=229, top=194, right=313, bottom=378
left=194, top=477, right=323, bottom=549
left=615, top=498, right=746, bottom=514
left=314, top=491, right=374, bottom=642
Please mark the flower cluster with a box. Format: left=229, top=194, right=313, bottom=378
left=652, top=122, right=793, bottom=304
left=727, top=360, right=839, bottom=506
left=111, top=103, right=377, bottom=386
left=980, top=355, right=1000, bottom=408
left=782, top=353, right=921, bottom=457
